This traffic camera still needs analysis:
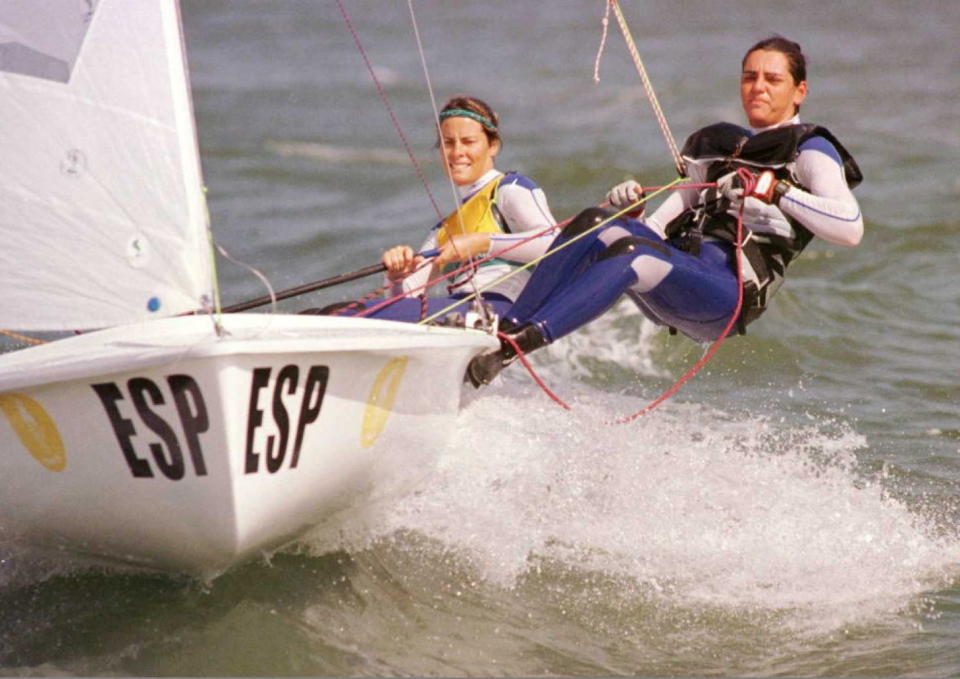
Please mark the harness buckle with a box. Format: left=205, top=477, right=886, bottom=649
left=466, top=298, right=498, bottom=333
left=674, top=203, right=709, bottom=256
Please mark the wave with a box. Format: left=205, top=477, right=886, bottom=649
left=301, top=376, right=958, bottom=642
left=264, top=140, right=419, bottom=165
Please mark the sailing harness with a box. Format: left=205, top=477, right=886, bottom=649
left=664, top=123, right=863, bottom=334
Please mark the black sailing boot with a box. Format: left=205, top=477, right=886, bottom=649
left=465, top=323, right=549, bottom=388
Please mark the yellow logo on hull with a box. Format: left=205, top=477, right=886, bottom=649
left=0, top=393, right=66, bottom=471
left=361, top=357, right=408, bottom=448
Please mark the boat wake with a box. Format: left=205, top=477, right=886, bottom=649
left=298, top=352, right=959, bottom=642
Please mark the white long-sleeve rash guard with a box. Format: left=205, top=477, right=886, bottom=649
left=395, top=169, right=558, bottom=301
left=646, top=118, right=863, bottom=247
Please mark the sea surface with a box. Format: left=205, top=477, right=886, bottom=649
left=2, top=1, right=959, bottom=676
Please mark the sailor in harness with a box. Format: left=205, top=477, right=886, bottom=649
left=467, top=35, right=864, bottom=387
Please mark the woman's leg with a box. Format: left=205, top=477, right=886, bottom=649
left=503, top=219, right=608, bottom=327
left=467, top=217, right=674, bottom=386
left=510, top=217, right=674, bottom=338
left=524, top=227, right=671, bottom=341
left=527, top=240, right=740, bottom=344
left=624, top=240, right=740, bottom=342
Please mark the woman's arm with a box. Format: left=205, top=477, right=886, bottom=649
left=386, top=231, right=438, bottom=298
left=485, top=176, right=558, bottom=262
left=779, top=142, right=863, bottom=246
left=642, top=161, right=709, bottom=237
left=644, top=189, right=690, bottom=238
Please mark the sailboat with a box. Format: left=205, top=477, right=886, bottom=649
left=0, top=0, right=497, bottom=575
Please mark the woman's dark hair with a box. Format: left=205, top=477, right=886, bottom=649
left=742, top=35, right=807, bottom=85
left=438, top=95, right=501, bottom=147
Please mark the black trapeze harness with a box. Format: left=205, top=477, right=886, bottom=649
left=664, top=122, right=863, bottom=334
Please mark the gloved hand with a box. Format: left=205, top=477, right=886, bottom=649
left=606, top=179, right=645, bottom=211
left=718, top=168, right=783, bottom=208
left=726, top=194, right=786, bottom=227
left=715, top=170, right=746, bottom=211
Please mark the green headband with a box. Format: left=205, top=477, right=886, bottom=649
left=438, top=108, right=497, bottom=132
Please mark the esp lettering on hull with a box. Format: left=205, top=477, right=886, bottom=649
left=93, top=364, right=329, bottom=480
left=244, top=365, right=329, bottom=474
left=93, top=374, right=209, bottom=480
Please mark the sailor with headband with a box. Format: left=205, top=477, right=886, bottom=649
left=318, top=95, right=558, bottom=323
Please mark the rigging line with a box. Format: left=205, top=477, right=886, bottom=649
left=345, top=255, right=444, bottom=319
left=499, top=331, right=572, bottom=410
left=214, top=242, right=277, bottom=315
left=416, top=177, right=688, bottom=325
left=608, top=0, right=686, bottom=177
left=0, top=329, right=46, bottom=345
left=335, top=0, right=443, bottom=220
left=405, top=0, right=492, bottom=326
left=347, top=255, right=438, bottom=318
left=200, top=187, right=223, bottom=332
left=593, top=0, right=612, bottom=83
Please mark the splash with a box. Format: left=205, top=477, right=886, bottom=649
left=519, top=299, right=671, bottom=385
left=325, top=379, right=957, bottom=636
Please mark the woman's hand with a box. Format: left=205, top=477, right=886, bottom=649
left=433, top=232, right=492, bottom=270
left=381, top=245, right=423, bottom=282
left=606, top=179, right=645, bottom=212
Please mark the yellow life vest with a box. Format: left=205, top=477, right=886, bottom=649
left=436, top=173, right=505, bottom=247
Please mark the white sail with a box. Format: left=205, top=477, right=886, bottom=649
left=0, top=0, right=213, bottom=331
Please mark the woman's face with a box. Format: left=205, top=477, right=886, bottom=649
left=439, top=116, right=499, bottom=186
left=740, top=49, right=808, bottom=128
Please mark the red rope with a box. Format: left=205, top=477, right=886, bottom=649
left=499, top=331, right=572, bottom=410
left=334, top=0, right=443, bottom=220
left=507, top=172, right=756, bottom=425
left=329, top=283, right=392, bottom=316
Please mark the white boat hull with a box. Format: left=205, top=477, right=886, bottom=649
left=0, top=313, right=497, bottom=575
